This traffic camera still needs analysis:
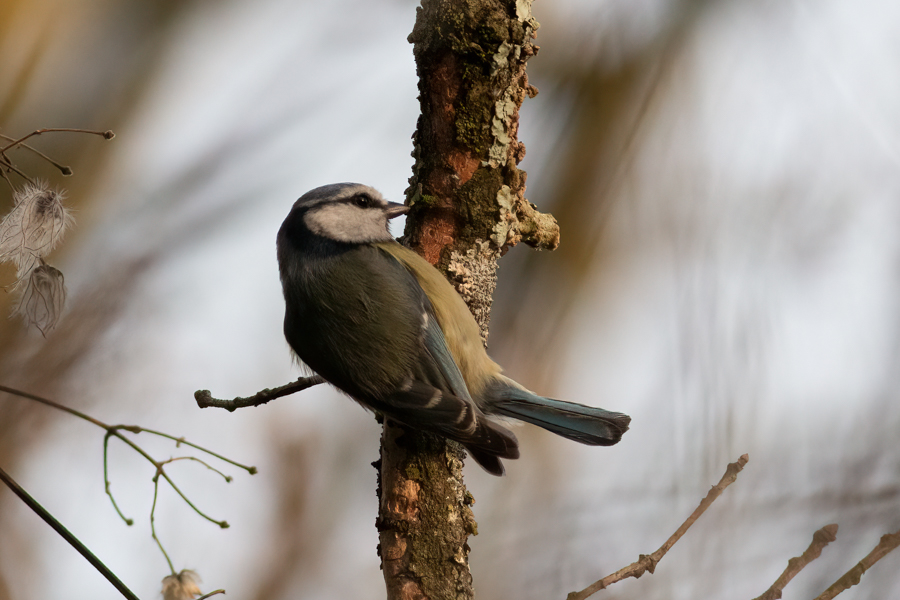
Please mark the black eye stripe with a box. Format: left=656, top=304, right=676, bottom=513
left=349, top=194, right=371, bottom=208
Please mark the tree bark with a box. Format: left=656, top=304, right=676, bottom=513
left=375, top=1, right=558, bottom=599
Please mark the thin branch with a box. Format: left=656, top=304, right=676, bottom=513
left=0, top=133, right=73, bottom=175
left=162, top=455, right=233, bottom=483
left=158, top=469, right=229, bottom=529
left=0, top=385, right=256, bottom=476
left=128, top=427, right=257, bottom=474
left=812, top=528, right=900, bottom=600
left=567, top=454, right=750, bottom=600
left=0, top=383, right=110, bottom=428
left=0, top=164, right=13, bottom=191
left=197, top=590, right=226, bottom=600
left=751, top=524, right=839, bottom=600
left=150, top=470, right=177, bottom=576
left=0, top=127, right=112, bottom=186
left=1, top=384, right=248, bottom=571
left=0, top=465, right=142, bottom=600
left=104, top=430, right=135, bottom=526
left=103, top=426, right=232, bottom=527
left=0, top=156, right=36, bottom=185
left=0, top=128, right=114, bottom=154
left=194, top=375, right=326, bottom=411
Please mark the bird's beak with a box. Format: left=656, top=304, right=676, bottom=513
left=384, top=202, right=410, bottom=220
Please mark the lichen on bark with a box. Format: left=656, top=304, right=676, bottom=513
left=377, top=1, right=557, bottom=599
left=404, top=0, right=557, bottom=270
left=376, top=422, right=476, bottom=600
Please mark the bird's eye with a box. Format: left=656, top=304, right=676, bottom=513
left=352, top=195, right=371, bottom=208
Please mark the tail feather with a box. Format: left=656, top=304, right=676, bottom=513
left=487, top=379, right=630, bottom=447
left=467, top=447, right=506, bottom=476
left=383, top=380, right=519, bottom=475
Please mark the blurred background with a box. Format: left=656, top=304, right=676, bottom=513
left=1, top=0, right=899, bottom=598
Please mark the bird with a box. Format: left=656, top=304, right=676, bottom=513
left=276, top=183, right=630, bottom=476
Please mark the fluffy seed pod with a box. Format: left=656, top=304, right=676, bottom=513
left=1, top=182, right=73, bottom=332
left=0, top=182, right=73, bottom=280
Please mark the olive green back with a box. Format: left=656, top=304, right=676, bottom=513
left=375, top=242, right=502, bottom=396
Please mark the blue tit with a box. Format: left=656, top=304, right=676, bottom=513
left=276, top=183, right=630, bottom=475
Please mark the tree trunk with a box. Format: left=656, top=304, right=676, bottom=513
left=375, top=1, right=558, bottom=599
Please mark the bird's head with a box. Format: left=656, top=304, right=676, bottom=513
left=281, top=183, right=408, bottom=245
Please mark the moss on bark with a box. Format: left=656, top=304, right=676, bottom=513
left=377, top=2, right=557, bottom=599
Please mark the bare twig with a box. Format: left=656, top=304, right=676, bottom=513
left=0, top=165, right=13, bottom=190
left=0, top=133, right=73, bottom=175
left=0, top=156, right=36, bottom=184
left=0, top=383, right=110, bottom=427
left=104, top=430, right=135, bottom=525
left=150, top=469, right=176, bottom=575
left=0, top=128, right=113, bottom=185
left=567, top=454, right=749, bottom=600
left=122, top=426, right=256, bottom=474
left=0, top=465, right=142, bottom=600
left=163, top=455, right=234, bottom=482
left=0, top=383, right=251, bottom=577
left=812, top=528, right=900, bottom=600
left=0, top=127, right=114, bottom=154
left=194, top=375, right=326, bottom=411
left=157, top=466, right=229, bottom=529
left=752, top=524, right=839, bottom=600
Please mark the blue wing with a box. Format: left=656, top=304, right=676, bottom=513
left=484, top=375, right=630, bottom=446
left=370, top=246, right=518, bottom=475
left=419, top=310, right=473, bottom=401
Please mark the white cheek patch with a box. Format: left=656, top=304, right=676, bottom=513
left=304, top=203, right=392, bottom=243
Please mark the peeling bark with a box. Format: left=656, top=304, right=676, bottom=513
left=404, top=0, right=558, bottom=270
left=375, top=421, right=477, bottom=600
left=376, top=1, right=555, bottom=598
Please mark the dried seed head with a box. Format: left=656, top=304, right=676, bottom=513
left=1, top=182, right=74, bottom=332
left=161, top=570, right=203, bottom=600
left=12, top=263, right=67, bottom=335
left=0, top=182, right=73, bottom=278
